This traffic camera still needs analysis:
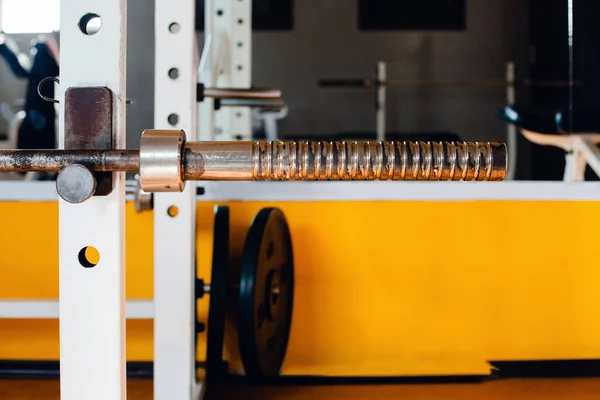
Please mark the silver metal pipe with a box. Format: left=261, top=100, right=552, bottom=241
left=184, top=141, right=254, bottom=180
left=203, top=87, right=282, bottom=100
left=219, top=98, right=285, bottom=110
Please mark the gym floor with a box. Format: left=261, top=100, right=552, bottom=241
left=1, top=378, right=600, bottom=399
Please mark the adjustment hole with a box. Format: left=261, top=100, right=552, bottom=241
left=216, top=9, right=224, bottom=16
left=78, top=246, right=100, bottom=268
left=234, top=134, right=243, bottom=140
left=79, top=13, right=102, bottom=36
left=236, top=112, right=242, bottom=118
left=237, top=65, right=243, bottom=71
left=167, top=206, right=179, bottom=218
left=169, top=22, right=180, bottom=33
left=168, top=68, right=179, bottom=79
left=237, top=41, right=243, bottom=48
left=168, top=113, right=179, bottom=126
left=237, top=18, right=244, bottom=24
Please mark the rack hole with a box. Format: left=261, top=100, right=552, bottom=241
left=197, top=322, right=206, bottom=332
left=237, top=18, right=244, bottom=24
left=168, top=68, right=179, bottom=79
left=216, top=9, right=224, bottom=16
left=236, top=112, right=243, bottom=118
left=169, top=22, right=180, bottom=33
left=167, top=206, right=179, bottom=218
left=237, top=41, right=243, bottom=48
left=168, top=113, right=179, bottom=126
left=237, top=64, right=243, bottom=71
left=78, top=246, right=100, bottom=268
left=197, top=187, right=205, bottom=196
left=234, top=134, right=243, bottom=140
left=79, top=13, right=102, bottom=35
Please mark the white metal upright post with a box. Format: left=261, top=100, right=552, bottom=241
left=154, top=0, right=200, bottom=399
left=376, top=61, right=387, bottom=141
left=199, top=0, right=252, bottom=141
left=58, top=1, right=127, bottom=400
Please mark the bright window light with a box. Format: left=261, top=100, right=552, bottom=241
left=1, top=0, right=60, bottom=34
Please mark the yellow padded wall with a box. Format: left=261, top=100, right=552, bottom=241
left=0, top=200, right=599, bottom=377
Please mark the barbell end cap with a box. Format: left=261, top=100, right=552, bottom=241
left=56, top=164, right=97, bottom=204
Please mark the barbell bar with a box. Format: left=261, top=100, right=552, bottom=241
left=318, top=78, right=582, bottom=89
left=0, top=130, right=508, bottom=202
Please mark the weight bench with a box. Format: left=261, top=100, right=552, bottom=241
left=497, top=105, right=600, bottom=182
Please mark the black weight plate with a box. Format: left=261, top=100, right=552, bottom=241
left=238, top=208, right=294, bottom=378
left=204, top=205, right=229, bottom=385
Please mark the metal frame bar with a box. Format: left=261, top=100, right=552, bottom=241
left=3, top=180, right=600, bottom=202
left=0, top=300, right=153, bottom=319
left=196, top=181, right=600, bottom=202
left=58, top=0, right=127, bottom=399
left=153, top=0, right=200, bottom=398
left=199, top=0, right=252, bottom=141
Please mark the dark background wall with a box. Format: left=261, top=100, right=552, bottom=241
left=251, top=0, right=529, bottom=144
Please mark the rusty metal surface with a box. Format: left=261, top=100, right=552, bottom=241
left=64, top=87, right=114, bottom=195
left=0, top=150, right=139, bottom=172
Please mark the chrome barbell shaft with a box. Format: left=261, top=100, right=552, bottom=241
left=201, top=87, right=282, bottom=100
left=0, top=140, right=507, bottom=182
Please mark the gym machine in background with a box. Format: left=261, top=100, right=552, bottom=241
left=197, top=0, right=286, bottom=143
left=319, top=61, right=578, bottom=181
left=497, top=0, right=600, bottom=182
